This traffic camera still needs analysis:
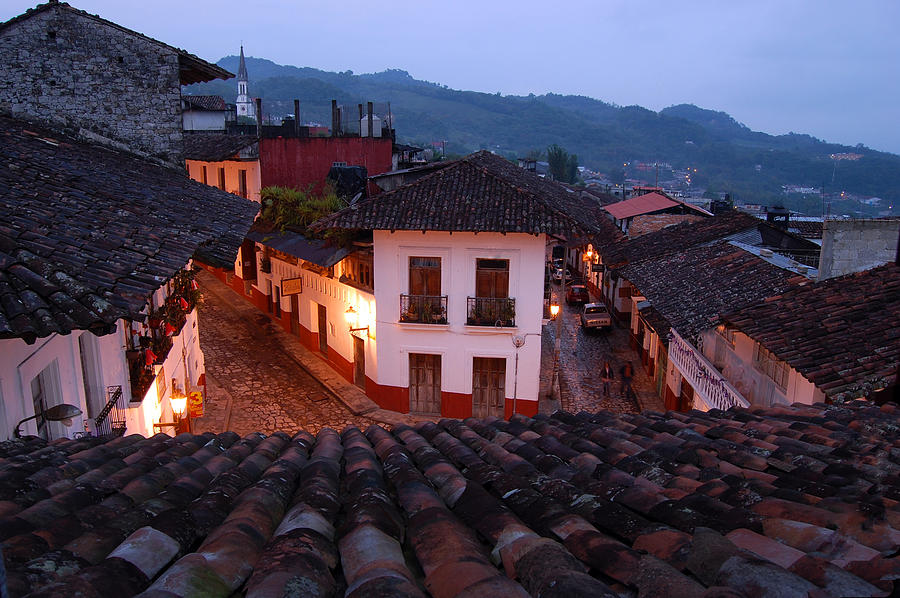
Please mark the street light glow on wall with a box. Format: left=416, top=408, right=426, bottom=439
left=345, top=305, right=369, bottom=333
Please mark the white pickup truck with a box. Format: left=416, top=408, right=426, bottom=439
left=580, top=303, right=611, bottom=330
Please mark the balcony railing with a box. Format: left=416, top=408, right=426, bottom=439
left=400, top=294, right=448, bottom=324
left=467, top=297, right=516, bottom=327
left=94, top=385, right=127, bottom=437
left=668, top=329, right=750, bottom=411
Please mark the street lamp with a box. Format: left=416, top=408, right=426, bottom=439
left=549, top=303, right=560, bottom=319
left=345, top=305, right=369, bottom=334
left=154, top=389, right=188, bottom=432
left=14, top=403, right=83, bottom=438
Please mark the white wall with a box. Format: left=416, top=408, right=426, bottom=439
left=254, top=247, right=377, bottom=381
left=372, top=230, right=546, bottom=404
left=182, top=110, right=226, bottom=131
left=0, top=326, right=128, bottom=440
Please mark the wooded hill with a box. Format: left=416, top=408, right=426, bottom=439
left=186, top=56, right=900, bottom=206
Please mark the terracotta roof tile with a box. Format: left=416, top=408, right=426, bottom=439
left=1, top=401, right=898, bottom=596
left=724, top=263, right=900, bottom=400
left=622, top=241, right=805, bottom=339
left=0, top=116, right=258, bottom=342
left=313, top=151, right=622, bottom=244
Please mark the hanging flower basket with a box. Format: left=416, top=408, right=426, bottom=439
left=139, top=335, right=153, bottom=348
left=148, top=316, right=162, bottom=329
left=145, top=349, right=158, bottom=366
left=179, top=297, right=190, bottom=311
left=125, top=348, right=142, bottom=363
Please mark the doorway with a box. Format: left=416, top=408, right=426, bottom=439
left=290, top=295, right=300, bottom=335
left=317, top=304, right=328, bottom=355
left=472, top=357, right=505, bottom=418
left=353, top=336, right=366, bottom=390
left=409, top=353, right=441, bottom=415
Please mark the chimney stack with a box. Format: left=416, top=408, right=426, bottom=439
left=331, top=100, right=338, bottom=136
left=367, top=102, right=374, bottom=138
left=255, top=98, right=262, bottom=135
left=293, top=100, right=300, bottom=136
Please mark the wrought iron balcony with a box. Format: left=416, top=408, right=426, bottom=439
left=669, top=330, right=750, bottom=411
left=467, top=297, right=516, bottom=327
left=400, top=294, right=448, bottom=324
left=94, top=385, right=127, bottom=437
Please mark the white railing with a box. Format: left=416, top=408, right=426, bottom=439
left=669, top=329, right=750, bottom=411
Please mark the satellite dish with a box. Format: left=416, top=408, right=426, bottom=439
left=512, top=335, right=525, bottom=348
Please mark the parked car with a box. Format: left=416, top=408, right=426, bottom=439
left=566, top=284, right=590, bottom=305
left=552, top=267, right=565, bottom=284
left=580, top=303, right=611, bottom=331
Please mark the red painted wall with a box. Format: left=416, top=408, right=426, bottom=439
left=260, top=137, right=393, bottom=192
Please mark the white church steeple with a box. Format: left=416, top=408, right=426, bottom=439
left=235, top=45, right=254, bottom=118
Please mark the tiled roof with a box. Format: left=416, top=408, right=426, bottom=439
left=182, top=96, right=226, bottom=112
left=2, top=402, right=898, bottom=597
left=621, top=242, right=806, bottom=340
left=604, top=210, right=762, bottom=267
left=0, top=3, right=233, bottom=85
left=788, top=220, right=824, bottom=239
left=183, top=134, right=258, bottom=162
left=245, top=223, right=350, bottom=269
left=723, top=263, right=900, bottom=400
left=0, top=115, right=259, bottom=342
left=312, top=151, right=610, bottom=240
left=627, top=214, right=706, bottom=237
left=605, top=192, right=679, bottom=220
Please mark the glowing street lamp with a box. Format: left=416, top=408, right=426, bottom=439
left=550, top=303, right=560, bottom=319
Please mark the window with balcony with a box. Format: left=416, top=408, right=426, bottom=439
left=468, top=259, right=515, bottom=326
left=401, top=257, right=446, bottom=324
left=754, top=343, right=789, bottom=389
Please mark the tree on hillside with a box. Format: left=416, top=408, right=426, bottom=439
left=547, top=144, right=579, bottom=183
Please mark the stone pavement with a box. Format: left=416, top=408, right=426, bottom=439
left=540, top=285, right=666, bottom=416
left=193, top=269, right=439, bottom=437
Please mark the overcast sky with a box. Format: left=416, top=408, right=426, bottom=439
left=5, top=0, right=899, bottom=154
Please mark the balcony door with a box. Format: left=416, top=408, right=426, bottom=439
left=472, top=357, right=505, bottom=418
left=476, top=259, right=509, bottom=298
left=409, top=353, right=441, bottom=415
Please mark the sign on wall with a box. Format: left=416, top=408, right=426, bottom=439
left=281, top=276, right=303, bottom=296
left=188, top=390, right=204, bottom=418
left=155, top=366, right=166, bottom=405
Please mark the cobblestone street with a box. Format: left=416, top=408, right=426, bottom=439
left=544, top=285, right=665, bottom=415
left=192, top=273, right=379, bottom=437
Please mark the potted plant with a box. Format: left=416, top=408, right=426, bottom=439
left=139, top=335, right=153, bottom=348
left=500, top=302, right=516, bottom=326
left=147, top=307, right=164, bottom=329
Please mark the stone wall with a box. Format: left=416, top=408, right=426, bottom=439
left=0, top=5, right=184, bottom=166
left=819, top=218, right=900, bottom=279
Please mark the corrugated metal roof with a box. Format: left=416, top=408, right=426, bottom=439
left=604, top=192, right=678, bottom=220
left=246, top=225, right=349, bottom=268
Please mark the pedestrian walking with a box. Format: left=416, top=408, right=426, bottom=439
left=600, top=361, right=614, bottom=397
left=620, top=361, right=634, bottom=399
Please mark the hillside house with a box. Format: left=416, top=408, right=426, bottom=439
left=604, top=191, right=712, bottom=235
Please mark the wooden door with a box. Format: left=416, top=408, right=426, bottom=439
left=409, top=353, right=441, bottom=415
left=353, top=336, right=366, bottom=390
left=239, top=239, right=257, bottom=281
left=679, top=380, right=694, bottom=412
left=472, top=357, right=506, bottom=418
left=290, top=295, right=300, bottom=335
left=317, top=304, right=328, bottom=355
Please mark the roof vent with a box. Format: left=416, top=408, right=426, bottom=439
left=759, top=249, right=773, bottom=257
